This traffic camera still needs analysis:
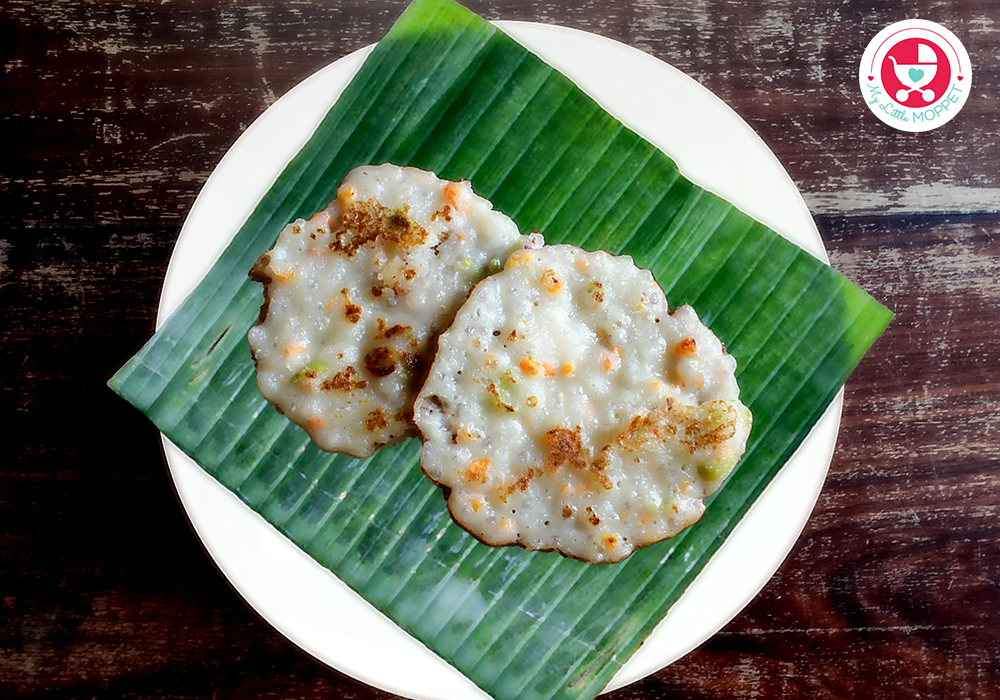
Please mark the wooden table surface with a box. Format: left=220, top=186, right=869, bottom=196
left=3, top=1, right=998, bottom=697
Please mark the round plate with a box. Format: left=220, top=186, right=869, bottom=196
left=159, top=21, right=840, bottom=699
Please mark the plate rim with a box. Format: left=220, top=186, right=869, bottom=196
left=158, top=19, right=840, bottom=699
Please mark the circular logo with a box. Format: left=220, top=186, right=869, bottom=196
left=859, top=20, right=971, bottom=132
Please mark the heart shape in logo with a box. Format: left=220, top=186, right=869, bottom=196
left=908, top=67, right=925, bottom=83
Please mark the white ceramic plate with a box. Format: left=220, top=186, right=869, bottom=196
left=159, top=21, right=840, bottom=699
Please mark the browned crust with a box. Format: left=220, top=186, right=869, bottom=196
left=332, top=199, right=429, bottom=256
left=249, top=252, right=272, bottom=285
left=363, top=346, right=396, bottom=378
left=376, top=318, right=412, bottom=339
left=245, top=256, right=414, bottom=459
left=466, top=459, right=489, bottom=484
left=544, top=426, right=613, bottom=490
left=606, top=400, right=677, bottom=454
left=298, top=367, right=322, bottom=383
left=543, top=427, right=588, bottom=473
left=418, top=460, right=706, bottom=564
left=675, top=337, right=697, bottom=356
left=400, top=351, right=426, bottom=376
left=497, top=467, right=538, bottom=502
left=681, top=400, right=739, bottom=451
left=414, top=392, right=733, bottom=563
left=413, top=398, right=709, bottom=564
left=540, top=268, right=562, bottom=292
left=431, top=203, right=453, bottom=222
left=407, top=267, right=739, bottom=563
left=321, top=366, right=367, bottom=392
left=341, top=288, right=362, bottom=324
left=365, top=407, right=389, bottom=432
left=248, top=252, right=273, bottom=326
left=244, top=197, right=436, bottom=460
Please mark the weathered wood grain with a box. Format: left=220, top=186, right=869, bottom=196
left=1, top=0, right=998, bottom=229
left=636, top=213, right=1000, bottom=700
left=0, top=226, right=397, bottom=699
left=3, top=0, right=999, bottom=698
left=3, top=211, right=997, bottom=697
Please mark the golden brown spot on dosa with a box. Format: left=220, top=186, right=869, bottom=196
left=400, top=352, right=425, bottom=377
left=544, top=427, right=588, bottom=473
left=681, top=400, right=738, bottom=451
left=498, top=468, right=538, bottom=502
left=611, top=401, right=677, bottom=452
left=466, top=459, right=490, bottom=484
left=385, top=323, right=411, bottom=339
left=333, top=199, right=429, bottom=256
left=376, top=318, right=412, bottom=340
left=321, top=366, right=367, bottom=392
left=675, top=337, right=697, bottom=356
left=341, top=288, right=361, bottom=324
left=364, top=346, right=396, bottom=378
left=431, top=204, right=453, bottom=222
left=592, top=397, right=737, bottom=462
left=366, top=407, right=388, bottom=432
left=543, top=426, right=612, bottom=490
left=540, top=268, right=563, bottom=293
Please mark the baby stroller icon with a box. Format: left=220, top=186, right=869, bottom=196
left=889, top=43, right=938, bottom=102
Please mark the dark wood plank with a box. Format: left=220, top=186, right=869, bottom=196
left=630, top=213, right=1000, bottom=699
left=0, top=226, right=400, bottom=698
left=1, top=0, right=998, bottom=228
left=4, top=214, right=997, bottom=697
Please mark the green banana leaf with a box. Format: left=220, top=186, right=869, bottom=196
left=109, top=0, right=892, bottom=698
